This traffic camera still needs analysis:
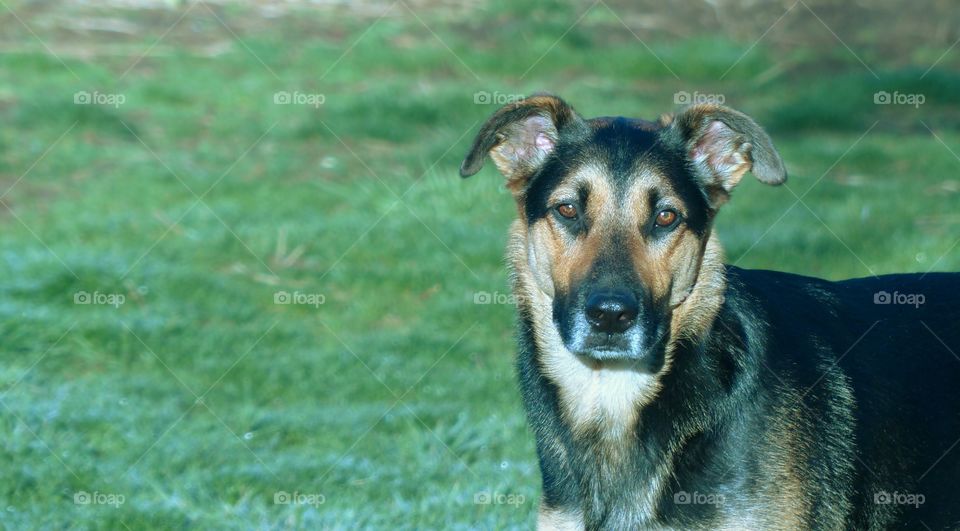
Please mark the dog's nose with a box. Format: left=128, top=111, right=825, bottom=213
left=585, top=290, right=639, bottom=334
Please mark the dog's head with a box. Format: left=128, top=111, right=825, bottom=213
left=461, top=94, right=785, bottom=367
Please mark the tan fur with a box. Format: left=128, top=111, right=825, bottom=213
left=668, top=236, right=726, bottom=343
left=511, top=220, right=661, bottom=442
left=537, top=504, right=585, bottom=531
left=548, top=164, right=614, bottom=294
left=620, top=168, right=714, bottom=311
left=753, top=394, right=810, bottom=530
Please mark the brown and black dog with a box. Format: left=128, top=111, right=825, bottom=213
left=460, top=94, right=960, bottom=530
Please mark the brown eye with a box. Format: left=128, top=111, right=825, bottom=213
left=557, top=203, right=578, bottom=219
left=655, top=209, right=678, bottom=228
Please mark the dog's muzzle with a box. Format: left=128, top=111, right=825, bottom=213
left=567, top=288, right=666, bottom=363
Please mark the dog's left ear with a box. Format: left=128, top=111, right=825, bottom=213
left=665, top=104, right=786, bottom=205
left=460, top=94, right=585, bottom=192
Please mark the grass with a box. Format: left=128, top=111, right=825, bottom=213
left=1, top=1, right=959, bottom=528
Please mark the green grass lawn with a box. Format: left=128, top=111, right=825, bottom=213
left=1, top=1, right=959, bottom=529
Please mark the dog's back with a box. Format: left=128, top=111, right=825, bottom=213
left=730, top=267, right=960, bottom=529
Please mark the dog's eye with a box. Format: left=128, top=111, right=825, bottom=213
left=556, top=203, right=578, bottom=219
left=654, top=209, right=679, bottom=228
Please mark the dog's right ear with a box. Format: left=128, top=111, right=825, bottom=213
left=663, top=104, right=786, bottom=208
left=459, top=94, right=584, bottom=191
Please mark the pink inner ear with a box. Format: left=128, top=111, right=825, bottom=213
left=691, top=121, right=724, bottom=161
left=490, top=114, right=559, bottom=180
left=535, top=132, right=554, bottom=151
left=705, top=120, right=728, bottom=136
left=690, top=120, right=750, bottom=190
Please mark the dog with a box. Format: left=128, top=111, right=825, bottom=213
left=459, top=94, right=960, bottom=530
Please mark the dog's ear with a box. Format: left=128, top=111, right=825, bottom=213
left=460, top=94, right=585, bottom=191
left=665, top=104, right=786, bottom=205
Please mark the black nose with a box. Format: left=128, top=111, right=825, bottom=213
left=585, top=290, right=639, bottom=334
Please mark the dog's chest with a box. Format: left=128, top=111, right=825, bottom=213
left=555, top=361, right=656, bottom=436
left=531, top=309, right=662, bottom=439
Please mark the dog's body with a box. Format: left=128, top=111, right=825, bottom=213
left=460, top=95, right=960, bottom=529
left=522, top=265, right=960, bottom=530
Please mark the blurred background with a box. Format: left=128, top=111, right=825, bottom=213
left=1, top=0, right=958, bottom=528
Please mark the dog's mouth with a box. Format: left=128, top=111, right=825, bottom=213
left=577, top=335, right=634, bottom=359
left=569, top=327, right=669, bottom=367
